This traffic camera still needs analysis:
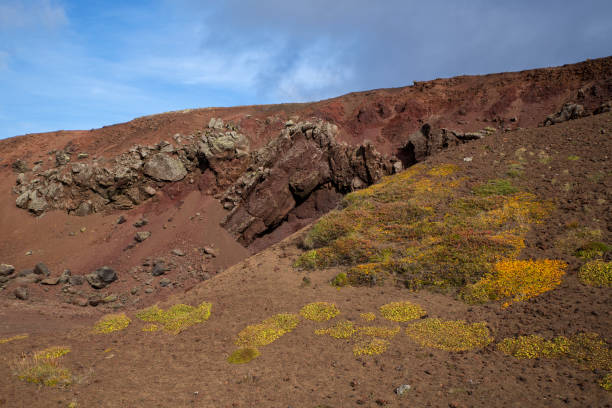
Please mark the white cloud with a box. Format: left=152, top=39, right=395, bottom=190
left=0, top=0, right=67, bottom=30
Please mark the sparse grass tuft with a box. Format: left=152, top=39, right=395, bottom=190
left=567, top=155, right=580, bottom=161
left=136, top=302, right=212, bottom=334
left=353, top=337, right=389, bottom=356
left=227, top=348, right=260, bottom=364
left=315, top=320, right=356, bottom=339
left=0, top=334, right=28, bottom=344
left=405, top=319, right=492, bottom=351
left=600, top=373, right=612, bottom=391
left=14, top=346, right=71, bottom=387
left=93, top=313, right=131, bottom=334
left=331, top=272, right=348, bottom=287
left=575, top=242, right=611, bottom=260
left=462, top=259, right=566, bottom=307
left=300, top=302, right=340, bottom=321
left=379, top=301, right=426, bottom=322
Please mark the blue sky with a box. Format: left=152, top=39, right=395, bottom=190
left=1, top=0, right=611, bottom=139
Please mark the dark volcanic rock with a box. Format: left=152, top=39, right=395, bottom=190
left=34, top=263, right=51, bottom=276
left=151, top=261, right=168, bottom=276
left=220, top=120, right=398, bottom=245
left=86, top=266, right=117, bottom=289
left=544, top=102, right=587, bottom=125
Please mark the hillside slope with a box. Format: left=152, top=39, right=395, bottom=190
left=0, top=111, right=610, bottom=408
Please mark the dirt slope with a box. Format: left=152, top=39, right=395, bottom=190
left=0, top=108, right=610, bottom=408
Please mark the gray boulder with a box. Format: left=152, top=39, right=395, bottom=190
left=34, top=263, right=51, bottom=276
left=86, top=266, right=117, bottom=289
left=143, top=153, right=187, bottom=181
left=135, top=231, right=151, bottom=242
left=14, top=287, right=29, bottom=300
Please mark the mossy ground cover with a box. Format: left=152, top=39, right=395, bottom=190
left=294, top=163, right=563, bottom=305
left=136, top=301, right=212, bottom=334
left=300, top=302, right=340, bottom=321
left=498, top=332, right=612, bottom=390
left=405, top=319, right=492, bottom=351
left=93, top=313, right=131, bottom=334
left=14, top=346, right=72, bottom=387
left=229, top=313, right=300, bottom=364
left=579, top=260, right=612, bottom=287
left=379, top=301, right=426, bottom=322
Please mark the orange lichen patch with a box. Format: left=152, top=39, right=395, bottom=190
left=353, top=337, right=390, bottom=356
left=315, top=320, right=356, bottom=339
left=300, top=302, right=340, bottom=321
left=379, top=301, right=426, bottom=322
left=0, top=334, right=28, bottom=344
left=463, top=259, right=566, bottom=306
left=405, top=319, right=492, bottom=351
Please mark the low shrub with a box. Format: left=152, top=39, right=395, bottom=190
left=93, top=313, right=131, bottom=334
left=353, top=338, right=389, bottom=356
left=227, top=348, right=260, bottom=364
left=300, top=302, right=340, bottom=322
left=379, top=301, right=426, bottom=322
left=579, top=260, right=612, bottom=287
left=136, top=301, right=212, bottom=334
left=315, top=320, right=356, bottom=339
left=235, top=313, right=299, bottom=348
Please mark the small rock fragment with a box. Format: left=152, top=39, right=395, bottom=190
left=133, top=218, right=148, bottom=228
left=14, top=287, right=29, bottom=300
left=40, top=277, right=60, bottom=285
left=135, top=231, right=151, bottom=242
left=171, top=249, right=185, bottom=257
left=395, top=384, right=411, bottom=396
left=116, top=215, right=126, bottom=225
left=159, top=278, right=171, bottom=287
left=0, top=264, right=15, bottom=276
left=34, top=263, right=50, bottom=276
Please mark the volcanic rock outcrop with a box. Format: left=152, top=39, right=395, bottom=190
left=220, top=120, right=400, bottom=245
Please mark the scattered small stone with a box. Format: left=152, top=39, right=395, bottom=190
left=69, top=232, right=76, bottom=236
left=116, top=215, right=127, bottom=225
left=58, top=270, right=71, bottom=284
left=171, top=249, right=185, bottom=257
left=144, top=287, right=154, bottom=294
left=15, top=275, right=40, bottom=284
left=74, top=296, right=89, bottom=307
left=40, top=277, right=60, bottom=285
left=80, top=227, right=86, bottom=233
left=12, top=159, right=29, bottom=173
left=77, top=153, right=89, bottom=159
left=69, top=275, right=84, bottom=286
left=103, top=294, right=118, bottom=303
left=144, top=186, right=156, bottom=196
left=88, top=296, right=102, bottom=306
left=0, top=264, right=15, bottom=276
left=25, top=251, right=32, bottom=256
left=395, top=384, right=411, bottom=395
left=159, top=278, right=171, bottom=287
left=14, top=287, right=29, bottom=300
left=202, top=246, right=218, bottom=258
left=135, top=231, right=151, bottom=242
left=463, top=157, right=473, bottom=162
left=133, top=218, right=148, bottom=228
left=130, top=287, right=139, bottom=295
left=34, top=263, right=50, bottom=276
left=151, top=262, right=167, bottom=277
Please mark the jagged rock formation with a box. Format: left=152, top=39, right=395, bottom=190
left=543, top=102, right=587, bottom=126
left=397, top=124, right=496, bottom=166
left=12, top=119, right=249, bottom=215
left=220, top=120, right=400, bottom=245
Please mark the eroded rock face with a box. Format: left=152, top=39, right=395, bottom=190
left=220, top=120, right=399, bottom=245
left=12, top=119, right=250, bottom=216
left=544, top=102, right=587, bottom=126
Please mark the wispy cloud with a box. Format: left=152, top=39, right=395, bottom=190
left=0, top=0, right=67, bottom=30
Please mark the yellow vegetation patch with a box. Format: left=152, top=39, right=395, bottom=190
left=405, top=319, right=492, bottom=351
left=93, top=313, right=131, bottom=334
left=136, top=301, right=212, bottom=334
left=601, top=373, right=612, bottom=391
left=353, top=337, right=390, bottom=356
left=315, top=320, right=356, bottom=339
left=428, top=164, right=459, bottom=177
left=379, top=301, right=426, bottom=322
left=15, top=346, right=71, bottom=387
left=357, top=326, right=400, bottom=339
left=579, top=260, right=612, bottom=287
left=360, top=312, right=376, bottom=322
left=300, top=302, right=340, bottom=321
left=235, top=313, right=300, bottom=348
left=142, top=324, right=159, bottom=332
left=227, top=348, right=260, bottom=364
left=463, top=259, right=566, bottom=307
left=0, top=334, right=28, bottom=344
left=498, top=333, right=612, bottom=371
